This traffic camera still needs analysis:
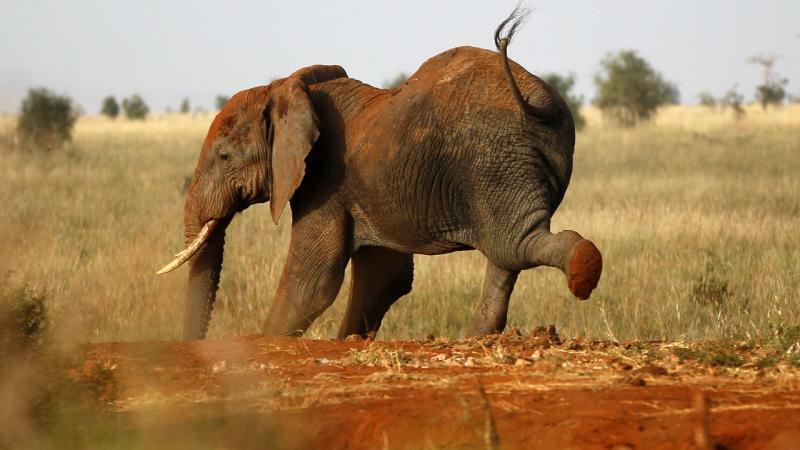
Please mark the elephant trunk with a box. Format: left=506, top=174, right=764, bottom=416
left=182, top=218, right=228, bottom=340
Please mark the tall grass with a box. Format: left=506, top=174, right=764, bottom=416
left=0, top=105, right=798, bottom=342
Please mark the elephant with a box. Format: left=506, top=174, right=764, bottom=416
left=157, top=8, right=602, bottom=340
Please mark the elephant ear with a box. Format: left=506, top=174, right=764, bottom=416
left=289, top=64, right=348, bottom=85
left=266, top=77, right=320, bottom=224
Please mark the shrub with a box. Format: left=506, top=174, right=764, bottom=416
left=179, top=98, right=191, bottom=114
left=755, top=79, right=788, bottom=110
left=100, top=96, right=119, bottom=119
left=691, top=252, right=732, bottom=308
left=0, top=284, right=49, bottom=353
left=215, top=95, right=230, bottom=110
left=593, top=50, right=679, bottom=126
left=122, top=94, right=149, bottom=120
left=698, top=92, right=717, bottom=108
left=16, top=88, right=78, bottom=150
left=383, top=72, right=408, bottom=89
left=721, top=86, right=745, bottom=120
left=542, top=73, right=586, bottom=130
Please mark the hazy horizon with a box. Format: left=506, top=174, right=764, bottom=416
left=1, top=0, right=798, bottom=114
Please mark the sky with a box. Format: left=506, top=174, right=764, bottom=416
left=1, top=0, right=798, bottom=113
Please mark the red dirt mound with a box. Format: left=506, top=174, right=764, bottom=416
left=57, top=334, right=800, bottom=449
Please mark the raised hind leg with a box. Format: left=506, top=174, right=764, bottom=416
left=520, top=227, right=603, bottom=300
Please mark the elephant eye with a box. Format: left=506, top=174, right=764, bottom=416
left=220, top=152, right=230, bottom=161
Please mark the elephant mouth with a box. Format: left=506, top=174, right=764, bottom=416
left=156, top=219, right=219, bottom=275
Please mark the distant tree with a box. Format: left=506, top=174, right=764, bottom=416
left=756, top=81, right=787, bottom=109
left=663, top=83, right=681, bottom=105
left=698, top=92, right=717, bottom=108
left=721, top=86, right=745, bottom=120
left=383, top=72, right=408, bottom=89
left=17, top=87, right=78, bottom=150
left=180, top=98, right=191, bottom=114
left=593, top=50, right=679, bottom=126
left=749, top=54, right=788, bottom=110
left=100, top=96, right=120, bottom=118
left=215, top=95, right=230, bottom=110
left=542, top=72, right=586, bottom=130
left=122, top=94, right=149, bottom=120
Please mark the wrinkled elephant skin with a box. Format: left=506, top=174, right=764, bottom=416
left=161, top=11, right=602, bottom=340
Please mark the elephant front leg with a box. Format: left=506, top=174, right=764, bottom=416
left=262, top=211, right=350, bottom=337
left=467, top=260, right=519, bottom=337
left=337, top=247, right=414, bottom=339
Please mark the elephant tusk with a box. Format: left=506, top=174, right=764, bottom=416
left=156, top=220, right=218, bottom=275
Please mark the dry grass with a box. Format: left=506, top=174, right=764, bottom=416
left=0, top=105, right=798, bottom=343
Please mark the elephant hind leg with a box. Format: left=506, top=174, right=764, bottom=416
left=467, top=259, right=519, bottom=337
left=337, top=247, right=413, bottom=339
left=521, top=228, right=602, bottom=300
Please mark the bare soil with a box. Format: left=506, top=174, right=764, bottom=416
left=59, top=331, right=800, bottom=449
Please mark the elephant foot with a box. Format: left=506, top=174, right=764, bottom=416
left=567, top=239, right=602, bottom=300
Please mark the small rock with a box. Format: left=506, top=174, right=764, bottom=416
left=632, top=365, right=668, bottom=377
left=564, top=339, right=584, bottom=351
left=315, top=358, right=331, bottom=365
left=530, top=324, right=561, bottom=344
left=464, top=357, right=476, bottom=367
left=514, top=358, right=532, bottom=367
left=211, top=360, right=226, bottom=374
left=506, top=327, right=523, bottom=337
left=531, top=350, right=543, bottom=361
left=623, top=376, right=646, bottom=387
left=344, top=334, right=363, bottom=342
left=530, top=336, right=552, bottom=349
left=431, top=353, right=447, bottom=362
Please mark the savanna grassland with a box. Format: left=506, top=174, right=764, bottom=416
left=0, top=105, right=798, bottom=344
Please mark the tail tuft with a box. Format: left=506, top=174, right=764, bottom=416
left=494, top=4, right=554, bottom=121
left=494, top=4, right=532, bottom=49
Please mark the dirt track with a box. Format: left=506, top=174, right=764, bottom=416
left=62, top=332, right=800, bottom=449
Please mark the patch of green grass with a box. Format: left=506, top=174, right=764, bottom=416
left=671, top=346, right=744, bottom=367
left=0, top=283, right=50, bottom=353
left=701, top=350, right=743, bottom=368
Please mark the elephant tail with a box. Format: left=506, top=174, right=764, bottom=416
left=494, top=7, right=555, bottom=121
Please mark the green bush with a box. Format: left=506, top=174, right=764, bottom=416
left=215, top=95, right=230, bottom=110
left=721, top=86, right=745, bottom=119
left=122, top=94, right=149, bottom=120
left=382, top=72, right=408, bottom=89
left=698, top=92, right=717, bottom=108
left=17, top=88, right=78, bottom=149
left=0, top=285, right=49, bottom=353
left=593, top=50, right=679, bottom=126
left=756, top=79, right=788, bottom=110
left=179, top=98, right=191, bottom=114
left=542, top=73, right=586, bottom=130
left=100, top=96, right=120, bottom=119
left=690, top=252, right=733, bottom=309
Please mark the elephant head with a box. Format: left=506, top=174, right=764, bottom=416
left=157, top=65, right=346, bottom=339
